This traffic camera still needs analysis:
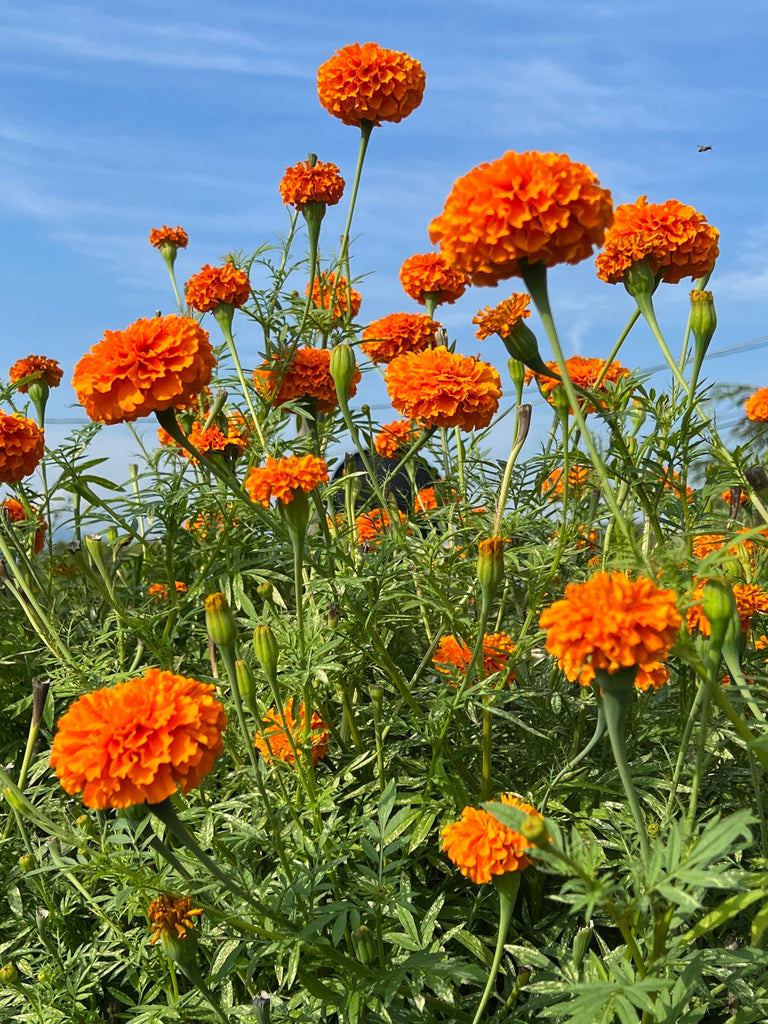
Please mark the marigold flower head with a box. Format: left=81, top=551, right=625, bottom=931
left=634, top=662, right=671, bottom=691
left=148, top=581, right=187, bottom=601
left=149, top=226, right=189, bottom=250
left=185, top=506, right=233, bottom=541
left=254, top=346, right=360, bottom=414
left=542, top=465, right=591, bottom=498
left=50, top=668, right=227, bottom=809
left=441, top=794, right=541, bottom=884
left=596, top=196, right=719, bottom=285
left=433, top=632, right=516, bottom=682
left=722, top=487, right=748, bottom=506
left=385, top=346, right=502, bottom=431
left=279, top=159, right=345, bottom=209
left=745, top=387, right=768, bottom=423
left=9, top=356, right=63, bottom=392
left=415, top=483, right=459, bottom=511
left=306, top=271, right=362, bottom=321
left=374, top=419, right=421, bottom=458
left=245, top=454, right=329, bottom=507
left=429, top=151, right=613, bottom=286
left=399, top=253, right=467, bottom=306
left=473, top=295, right=531, bottom=341
left=691, top=531, right=755, bottom=561
left=73, top=315, right=215, bottom=425
left=355, top=506, right=406, bottom=543
left=255, top=699, right=329, bottom=766
left=0, top=412, right=45, bottom=484
left=525, top=356, right=630, bottom=414
left=2, top=497, right=46, bottom=553
left=185, top=263, right=250, bottom=313
left=317, top=42, right=426, bottom=127
left=148, top=894, right=202, bottom=945
left=539, top=572, right=681, bottom=687
left=361, top=312, right=439, bottom=364
left=687, top=580, right=768, bottom=636
left=186, top=419, right=247, bottom=462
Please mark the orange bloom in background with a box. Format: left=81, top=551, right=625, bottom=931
left=149, top=226, right=189, bottom=250
left=255, top=699, right=329, bottom=766
left=317, top=42, right=426, bottom=127
left=415, top=483, right=459, bottom=511
left=148, top=581, right=187, bottom=601
left=355, top=506, right=406, bottom=542
left=596, top=195, right=719, bottom=285
left=187, top=419, right=247, bottom=461
left=429, top=151, right=613, bottom=286
left=307, top=271, right=362, bottom=321
left=691, top=531, right=756, bottom=561
left=385, top=346, right=502, bottom=431
left=687, top=580, right=768, bottom=636
left=634, top=662, right=671, bottom=691
left=185, top=263, right=250, bottom=313
left=245, top=454, right=329, bottom=506
left=148, top=895, right=202, bottom=946
left=255, top=346, right=360, bottom=414
left=0, top=412, right=45, bottom=484
left=361, top=312, right=439, bottom=364
left=279, top=159, right=345, bottom=209
left=50, top=669, right=227, bottom=809
left=721, top=487, right=749, bottom=506
left=433, top=632, right=516, bottom=682
left=473, top=294, right=531, bottom=340
left=442, top=794, right=542, bottom=884
left=185, top=506, right=234, bottom=540
left=2, top=497, right=46, bottom=553
left=73, top=315, right=215, bottom=425
left=745, top=388, right=768, bottom=423
left=399, top=253, right=467, bottom=306
left=9, top=355, right=64, bottom=392
left=539, top=572, right=681, bottom=687
left=525, top=356, right=630, bottom=414
left=374, top=419, right=421, bottom=458
left=542, top=465, right=591, bottom=497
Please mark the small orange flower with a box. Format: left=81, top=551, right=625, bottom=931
left=429, top=151, right=613, bottom=286
left=542, top=465, right=591, bottom=498
left=721, top=487, right=749, bottom=506
left=441, top=794, right=541, bottom=884
left=245, top=454, right=329, bottom=507
left=73, top=315, right=215, bottom=425
left=317, top=42, right=426, bottom=127
left=279, top=159, right=345, bottom=209
left=399, top=253, right=467, bottom=306
left=361, top=312, right=439, bottom=364
left=149, top=226, right=189, bottom=250
left=433, top=632, right=516, bottom=682
left=596, top=196, right=719, bottom=285
left=185, top=263, right=250, bottom=313
left=254, top=346, right=360, bottom=414
left=50, top=668, right=227, bottom=809
left=185, top=506, right=234, bottom=540
left=255, top=699, right=329, bottom=765
left=687, top=580, right=768, bottom=636
left=9, top=356, right=63, bottom=392
left=148, top=581, right=187, bottom=601
left=691, top=531, right=755, bottom=561
left=415, top=484, right=459, bottom=511
left=745, top=388, right=768, bottom=423
left=0, top=412, right=45, bottom=484
left=473, top=294, right=531, bottom=340
left=385, top=346, right=502, bottom=431
left=539, top=572, right=681, bottom=687
left=525, top=356, right=630, bottom=414
left=187, top=419, right=247, bottom=461
left=374, top=419, right=421, bottom=458
left=2, top=497, right=46, bottom=553
left=355, top=506, right=406, bottom=542
left=148, top=894, right=202, bottom=945
left=306, top=271, right=362, bottom=321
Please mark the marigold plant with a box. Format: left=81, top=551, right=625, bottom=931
left=279, top=159, right=345, bottom=209
left=441, top=794, right=541, bottom=884
left=0, top=412, right=45, bottom=484
left=148, top=225, right=189, bottom=250
left=9, top=356, right=63, bottom=392
left=745, top=387, right=768, bottom=423
left=399, top=252, right=467, bottom=306
left=473, top=294, right=532, bottom=340
left=185, top=263, right=251, bottom=313
left=374, top=419, right=420, bottom=458
left=1, top=497, right=46, bottom=553
left=255, top=699, right=330, bottom=765
left=525, top=355, right=630, bottom=414
left=361, top=312, right=439, bottom=364
left=148, top=895, right=202, bottom=945
left=687, top=580, right=768, bottom=636
left=317, top=42, right=426, bottom=126
left=49, top=669, right=227, bottom=809
left=355, top=506, right=406, bottom=543
left=245, top=454, right=329, bottom=507
left=542, top=465, right=592, bottom=498
left=306, top=271, right=361, bottom=320
left=254, top=346, right=360, bottom=413
left=433, top=632, right=516, bottom=682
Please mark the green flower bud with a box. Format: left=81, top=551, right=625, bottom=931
left=352, top=924, right=377, bottom=965
left=235, top=659, right=255, bottom=703
left=330, top=343, right=357, bottom=406
left=253, top=625, right=279, bottom=684
left=0, top=964, right=19, bottom=985
left=205, top=592, right=237, bottom=649
left=18, top=854, right=35, bottom=873
left=477, top=536, right=504, bottom=599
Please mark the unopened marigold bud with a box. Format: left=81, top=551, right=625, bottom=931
left=0, top=964, right=18, bottom=985
left=326, top=602, right=340, bottom=628
left=257, top=580, right=274, bottom=605
left=31, top=676, right=50, bottom=729
left=690, top=290, right=716, bottom=351
left=235, top=659, right=254, bottom=703
left=330, top=343, right=357, bottom=406
left=520, top=814, right=549, bottom=848
left=477, top=536, right=504, bottom=598
left=205, top=592, right=237, bottom=648
left=253, top=625, right=279, bottom=683
left=507, top=357, right=526, bottom=405
left=18, top=853, right=35, bottom=872
left=352, top=924, right=377, bottom=965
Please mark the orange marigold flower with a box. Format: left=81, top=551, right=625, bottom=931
left=525, top=356, right=630, bottom=414
left=254, top=346, right=360, bottom=414
left=73, top=315, right=215, bottom=425
left=148, top=581, right=187, bottom=601
left=429, top=151, right=613, bottom=286
left=279, top=159, right=345, bottom=209
left=441, top=794, right=541, bottom=884
left=2, top=497, right=46, bottom=553
left=687, top=580, right=768, bottom=636
left=355, top=506, right=406, bottom=542
left=185, top=506, right=234, bottom=540
left=255, top=698, right=329, bottom=766
left=722, top=487, right=749, bottom=506
left=473, top=294, right=531, bottom=340
left=49, top=668, right=227, bottom=809
left=399, top=253, right=467, bottom=306
left=415, top=483, right=459, bottom=511
left=433, top=632, right=516, bottom=682
left=745, top=387, right=768, bottom=423
left=539, top=572, right=681, bottom=687
left=0, top=412, right=44, bottom=484
left=374, top=419, right=421, bottom=458
left=542, top=465, right=591, bottom=498
left=148, top=894, right=202, bottom=946
left=691, top=531, right=755, bottom=561
left=596, top=195, right=719, bottom=285
left=187, top=419, right=247, bottom=461
left=185, top=263, right=250, bottom=313
left=385, top=346, right=502, bottom=431
left=317, top=42, right=426, bottom=127
left=148, top=226, right=189, bottom=250
left=9, top=356, right=63, bottom=392
left=361, top=312, right=439, bottom=364
left=635, top=662, right=671, bottom=691
left=307, top=271, right=362, bottom=321
left=245, top=454, right=329, bottom=507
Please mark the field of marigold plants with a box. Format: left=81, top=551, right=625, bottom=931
left=3, top=40, right=768, bottom=1024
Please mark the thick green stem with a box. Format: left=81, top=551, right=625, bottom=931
left=470, top=876, right=519, bottom=1024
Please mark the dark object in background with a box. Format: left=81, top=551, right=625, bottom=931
left=331, top=451, right=435, bottom=512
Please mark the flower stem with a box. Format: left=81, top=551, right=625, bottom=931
left=470, top=875, right=519, bottom=1024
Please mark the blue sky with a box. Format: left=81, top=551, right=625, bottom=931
left=2, top=0, right=767, bottom=472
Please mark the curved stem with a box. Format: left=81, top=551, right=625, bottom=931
left=470, top=878, right=519, bottom=1024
